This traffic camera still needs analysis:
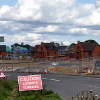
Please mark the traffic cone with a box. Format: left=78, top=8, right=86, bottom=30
left=44, top=69, right=48, bottom=74
left=36, top=69, right=39, bottom=73
left=87, top=67, right=91, bottom=75
left=26, top=69, right=29, bottom=73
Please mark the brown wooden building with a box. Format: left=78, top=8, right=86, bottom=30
left=74, top=41, right=100, bottom=59
left=31, top=42, right=58, bottom=60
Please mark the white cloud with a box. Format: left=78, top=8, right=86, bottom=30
left=96, top=0, right=100, bottom=8
left=0, top=0, right=100, bottom=46
left=0, top=5, right=11, bottom=15
left=35, top=25, right=59, bottom=32
left=69, top=28, right=89, bottom=35
left=63, top=41, right=70, bottom=45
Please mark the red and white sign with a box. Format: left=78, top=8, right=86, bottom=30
left=18, top=75, right=43, bottom=91
left=0, top=72, right=6, bottom=78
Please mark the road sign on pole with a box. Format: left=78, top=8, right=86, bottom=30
left=18, top=75, right=43, bottom=91
left=0, top=36, right=4, bottom=42
left=0, top=72, right=6, bottom=78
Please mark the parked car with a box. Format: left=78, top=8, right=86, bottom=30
left=51, top=62, right=58, bottom=66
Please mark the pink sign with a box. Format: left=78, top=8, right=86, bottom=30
left=18, top=75, right=43, bottom=91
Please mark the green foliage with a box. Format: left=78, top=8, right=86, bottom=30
left=0, top=79, right=62, bottom=100
left=0, top=79, right=15, bottom=99
left=85, top=39, right=97, bottom=43
left=11, top=43, right=31, bottom=50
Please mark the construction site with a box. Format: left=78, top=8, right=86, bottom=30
left=0, top=59, right=100, bottom=75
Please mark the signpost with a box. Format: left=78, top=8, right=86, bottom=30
left=0, top=36, right=4, bottom=42
left=18, top=75, right=43, bottom=91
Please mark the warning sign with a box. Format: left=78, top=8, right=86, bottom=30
left=18, top=75, right=43, bottom=91
left=0, top=72, right=6, bottom=78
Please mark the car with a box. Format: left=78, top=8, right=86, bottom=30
left=51, top=62, right=58, bottom=66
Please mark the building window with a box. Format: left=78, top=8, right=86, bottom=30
left=39, top=51, right=44, bottom=55
left=54, top=52, right=56, bottom=54
left=76, top=51, right=80, bottom=54
left=76, top=57, right=80, bottom=59
left=46, top=46, right=49, bottom=49
left=77, top=46, right=80, bottom=49
left=60, top=51, right=63, bottom=53
left=41, top=47, right=43, bottom=50
left=47, top=52, right=50, bottom=56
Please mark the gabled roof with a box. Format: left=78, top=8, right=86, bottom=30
left=57, top=46, right=68, bottom=51
left=44, top=43, right=57, bottom=50
left=6, top=46, right=11, bottom=51
left=0, top=45, right=6, bottom=51
left=80, top=42, right=99, bottom=52
left=17, top=46, right=28, bottom=50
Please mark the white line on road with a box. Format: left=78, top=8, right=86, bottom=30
left=42, top=78, right=60, bottom=82
left=50, top=79, right=60, bottom=81
left=87, top=85, right=100, bottom=88
left=42, top=78, right=47, bottom=79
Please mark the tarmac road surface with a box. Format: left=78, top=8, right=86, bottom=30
left=5, top=72, right=100, bottom=100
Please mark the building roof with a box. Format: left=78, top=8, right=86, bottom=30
left=57, top=46, right=68, bottom=51
left=32, top=45, right=39, bottom=52
left=6, top=46, right=11, bottom=51
left=17, top=46, right=28, bottom=50
left=80, top=42, right=99, bottom=52
left=32, top=42, right=58, bottom=51
left=44, top=43, right=57, bottom=50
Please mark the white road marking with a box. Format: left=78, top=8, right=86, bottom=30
left=42, top=78, right=47, bottom=79
left=42, top=78, right=60, bottom=82
left=87, top=85, right=100, bottom=88
left=87, top=85, right=92, bottom=87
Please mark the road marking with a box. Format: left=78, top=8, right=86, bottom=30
left=42, top=78, right=47, bottom=79
left=42, top=78, right=60, bottom=82
left=87, top=85, right=92, bottom=87
left=87, top=85, right=100, bottom=88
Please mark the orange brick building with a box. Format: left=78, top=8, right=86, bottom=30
left=32, top=42, right=58, bottom=60
left=74, top=41, right=100, bottom=59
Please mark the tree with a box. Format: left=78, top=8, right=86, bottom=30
left=85, top=39, right=97, bottom=43
left=11, top=43, right=31, bottom=50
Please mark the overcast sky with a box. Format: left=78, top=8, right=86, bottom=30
left=0, top=0, right=100, bottom=46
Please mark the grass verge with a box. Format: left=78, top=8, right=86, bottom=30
left=0, top=78, right=62, bottom=100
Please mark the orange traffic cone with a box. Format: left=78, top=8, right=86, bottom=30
left=26, top=69, right=28, bottom=73
left=87, top=67, right=91, bottom=75
left=44, top=69, right=48, bottom=74
left=36, top=69, right=39, bottom=73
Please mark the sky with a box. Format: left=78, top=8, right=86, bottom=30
left=0, top=0, right=100, bottom=47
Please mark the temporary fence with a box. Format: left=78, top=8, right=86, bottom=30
left=0, top=58, right=99, bottom=74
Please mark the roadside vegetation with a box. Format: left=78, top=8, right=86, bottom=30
left=0, top=78, right=62, bottom=100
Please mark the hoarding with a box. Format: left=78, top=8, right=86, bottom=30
left=18, top=75, right=43, bottom=91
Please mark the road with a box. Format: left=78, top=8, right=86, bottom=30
left=5, top=72, right=100, bottom=100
